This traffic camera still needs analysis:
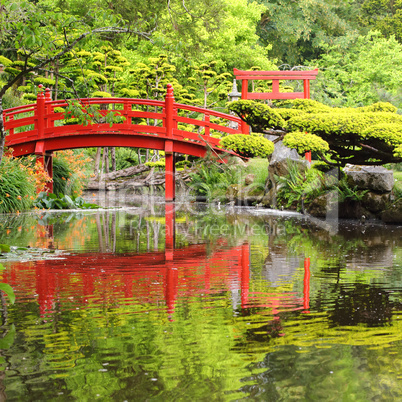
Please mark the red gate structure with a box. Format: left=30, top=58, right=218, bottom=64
left=3, top=84, right=244, bottom=201
left=233, top=68, right=319, bottom=161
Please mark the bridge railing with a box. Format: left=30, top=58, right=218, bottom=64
left=4, top=85, right=244, bottom=150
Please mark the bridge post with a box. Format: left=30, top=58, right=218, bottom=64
left=240, top=79, right=249, bottom=134
left=165, top=84, right=176, bottom=201
left=36, top=86, right=45, bottom=140
left=303, top=81, right=312, bottom=162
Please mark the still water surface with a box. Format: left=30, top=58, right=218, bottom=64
left=0, top=196, right=402, bottom=401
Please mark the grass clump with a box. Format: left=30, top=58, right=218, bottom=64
left=189, top=155, right=244, bottom=201
left=0, top=157, right=36, bottom=213
left=245, top=158, right=269, bottom=187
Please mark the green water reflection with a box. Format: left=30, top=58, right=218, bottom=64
left=0, top=202, right=401, bottom=401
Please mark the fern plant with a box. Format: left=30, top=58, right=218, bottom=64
left=189, top=158, right=243, bottom=201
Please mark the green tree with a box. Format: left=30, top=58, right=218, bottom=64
left=0, top=0, right=228, bottom=165
left=360, top=0, right=402, bottom=43
left=254, top=0, right=362, bottom=65
left=312, top=31, right=402, bottom=108
left=134, top=0, right=276, bottom=76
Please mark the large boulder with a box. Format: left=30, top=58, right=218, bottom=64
left=343, top=164, right=394, bottom=193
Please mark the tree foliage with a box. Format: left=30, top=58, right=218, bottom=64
left=360, top=0, right=402, bottom=43
left=229, top=98, right=402, bottom=166
left=220, top=133, right=274, bottom=158
left=254, top=0, right=361, bottom=64
left=312, top=31, right=402, bottom=109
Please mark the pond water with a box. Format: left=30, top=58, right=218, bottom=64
left=0, top=194, right=402, bottom=401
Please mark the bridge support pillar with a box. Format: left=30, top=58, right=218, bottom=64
left=165, top=203, right=175, bottom=261
left=303, top=257, right=311, bottom=313
left=240, top=242, right=250, bottom=309
left=165, top=141, right=175, bottom=201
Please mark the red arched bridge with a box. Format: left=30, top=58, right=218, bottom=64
left=3, top=84, right=244, bottom=201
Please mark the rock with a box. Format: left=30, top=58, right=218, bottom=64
left=381, top=199, right=402, bottom=224
left=307, top=191, right=379, bottom=220
left=344, top=164, right=394, bottom=193
left=226, top=184, right=240, bottom=200
left=237, top=184, right=265, bottom=205
left=244, top=173, right=255, bottom=185
left=230, top=156, right=247, bottom=167
left=306, top=193, right=330, bottom=218
left=268, top=140, right=309, bottom=178
left=361, top=191, right=391, bottom=213
left=260, top=189, right=275, bottom=208
left=307, top=191, right=339, bottom=218
left=226, top=183, right=265, bottom=205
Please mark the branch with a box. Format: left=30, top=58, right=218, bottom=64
left=317, top=152, right=338, bottom=166
left=358, top=142, right=393, bottom=158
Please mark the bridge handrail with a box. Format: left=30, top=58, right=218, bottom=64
left=174, top=102, right=242, bottom=123
left=3, top=104, right=36, bottom=121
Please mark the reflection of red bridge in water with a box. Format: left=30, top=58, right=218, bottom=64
left=4, top=243, right=249, bottom=317
left=2, top=206, right=311, bottom=317
left=3, top=243, right=311, bottom=318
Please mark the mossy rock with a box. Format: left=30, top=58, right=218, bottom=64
left=381, top=199, right=402, bottom=224
left=226, top=184, right=240, bottom=200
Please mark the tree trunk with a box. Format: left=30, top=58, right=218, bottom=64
left=102, top=147, right=109, bottom=174
left=94, top=147, right=102, bottom=179
left=111, top=147, right=116, bottom=171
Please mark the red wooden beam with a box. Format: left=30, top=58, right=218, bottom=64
left=233, top=68, right=319, bottom=80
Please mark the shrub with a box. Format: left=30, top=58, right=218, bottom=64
left=145, top=159, right=165, bottom=169
left=220, top=133, right=274, bottom=158
left=283, top=131, right=329, bottom=154
left=53, top=151, right=92, bottom=196
left=34, top=192, right=98, bottom=210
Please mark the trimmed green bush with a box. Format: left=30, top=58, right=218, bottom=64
left=220, top=133, right=274, bottom=158
left=283, top=132, right=330, bottom=154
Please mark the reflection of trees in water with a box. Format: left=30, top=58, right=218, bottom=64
left=324, top=283, right=402, bottom=327
left=95, top=211, right=164, bottom=253
left=95, top=211, right=117, bottom=253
